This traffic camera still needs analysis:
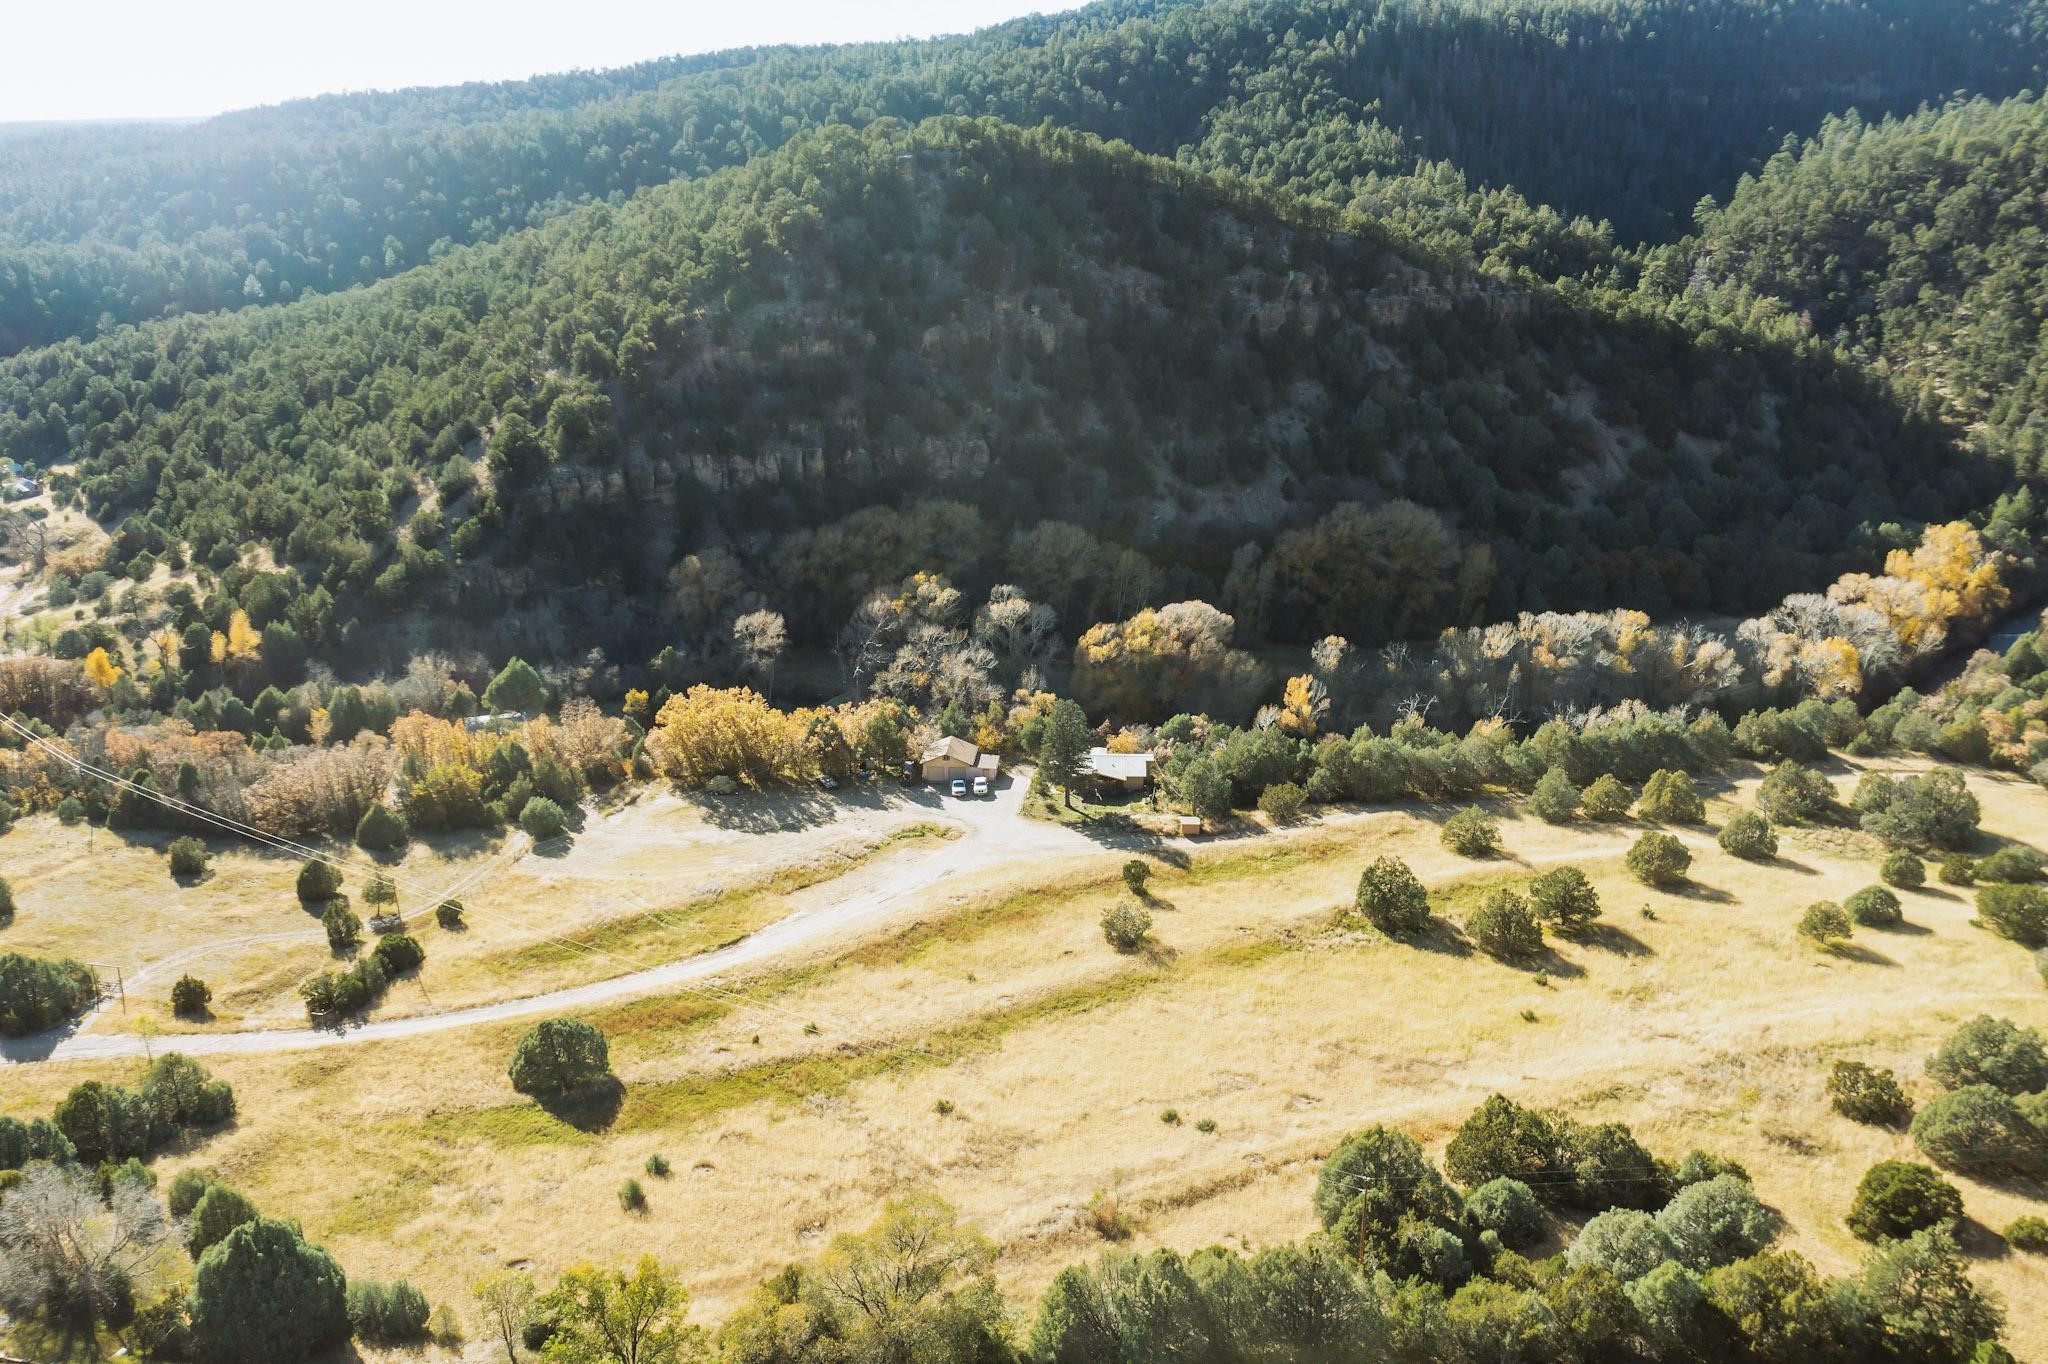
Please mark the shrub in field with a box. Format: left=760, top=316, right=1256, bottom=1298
left=1529, top=866, right=1600, bottom=933
left=519, top=796, right=569, bottom=841
left=1846, top=885, right=1901, bottom=928
left=1717, top=812, right=1777, bottom=861
left=1880, top=849, right=1925, bottom=889
left=645, top=1154, right=670, bottom=1177
left=170, top=974, right=211, bottom=1017
left=1464, top=1178, right=1544, bottom=1248
left=1101, top=902, right=1153, bottom=953
left=1564, top=1120, right=1668, bottom=1211
left=296, top=857, right=343, bottom=902
left=1861, top=769, right=1980, bottom=849
left=1121, top=859, right=1149, bottom=895
left=167, top=836, right=209, bottom=878
left=2007, top=1216, right=2048, bottom=1253
left=1656, top=1175, right=1777, bottom=1269
left=187, top=1218, right=349, bottom=1364
left=0, top=876, right=13, bottom=925
left=1442, top=807, right=1502, bottom=857
left=1847, top=1162, right=1962, bottom=1242
left=508, top=1018, right=612, bottom=1095
left=1927, top=1016, right=2047, bottom=1094
left=1468, top=888, right=1541, bottom=960
left=370, top=933, right=423, bottom=976
left=1529, top=768, right=1581, bottom=823
left=186, top=1183, right=259, bottom=1255
left=618, top=1178, right=647, bottom=1212
left=1938, top=853, right=1977, bottom=886
left=0, top=952, right=98, bottom=1036
left=1976, top=883, right=2048, bottom=946
left=55, top=796, right=86, bottom=824
left=1911, top=1085, right=2043, bottom=1174
left=1258, top=782, right=1306, bottom=822
left=1975, top=845, right=2044, bottom=884
left=1671, top=1150, right=1749, bottom=1189
left=1568, top=1209, right=1675, bottom=1281
left=1638, top=769, right=1704, bottom=824
left=354, top=801, right=408, bottom=853
left=1627, top=832, right=1691, bottom=887
left=1827, top=1061, right=1911, bottom=1126
left=322, top=901, right=361, bottom=953
left=1445, top=1094, right=1564, bottom=1192
left=363, top=874, right=397, bottom=917
left=347, top=1279, right=431, bottom=1344
left=1582, top=774, right=1634, bottom=821
left=1355, top=856, right=1431, bottom=934
left=435, top=899, right=465, bottom=929
left=1756, top=762, right=1834, bottom=824
left=1798, top=902, right=1852, bottom=945
left=1851, top=772, right=1897, bottom=816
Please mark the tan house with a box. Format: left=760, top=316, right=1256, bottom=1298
left=1086, top=747, right=1154, bottom=792
left=918, top=736, right=1000, bottom=785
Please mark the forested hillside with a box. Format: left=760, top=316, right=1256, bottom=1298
left=4, top=0, right=2045, bottom=353
left=1653, top=94, right=2048, bottom=474
left=0, top=119, right=1993, bottom=674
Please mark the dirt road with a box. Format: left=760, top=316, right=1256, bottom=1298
left=2, top=775, right=1109, bottom=1064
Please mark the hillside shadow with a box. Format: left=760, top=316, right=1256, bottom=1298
left=536, top=1076, right=625, bottom=1132
left=1569, top=923, right=1654, bottom=957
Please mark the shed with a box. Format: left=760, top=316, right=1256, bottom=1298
left=1176, top=815, right=1204, bottom=838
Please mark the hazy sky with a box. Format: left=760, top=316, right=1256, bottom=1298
left=4, top=0, right=1083, bottom=123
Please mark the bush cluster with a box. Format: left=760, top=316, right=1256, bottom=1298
left=1441, top=807, right=1501, bottom=857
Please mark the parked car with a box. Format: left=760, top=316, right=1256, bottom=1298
left=971, top=774, right=989, bottom=796
left=949, top=778, right=968, bottom=797
left=817, top=775, right=838, bottom=790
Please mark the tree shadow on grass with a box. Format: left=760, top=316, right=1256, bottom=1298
left=536, top=1076, right=625, bottom=1133
left=1406, top=918, right=1474, bottom=959
left=1568, top=923, right=1654, bottom=957
left=1954, top=1215, right=2013, bottom=1261
left=1823, top=941, right=1898, bottom=967
left=1521, top=945, right=1586, bottom=980
left=690, top=787, right=840, bottom=833
left=1864, top=917, right=1933, bottom=937
left=1768, top=856, right=1822, bottom=876
left=1067, top=815, right=1194, bottom=868
left=1669, top=880, right=1734, bottom=904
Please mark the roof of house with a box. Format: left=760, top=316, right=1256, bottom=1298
left=1087, top=747, right=1154, bottom=779
left=920, top=736, right=980, bottom=766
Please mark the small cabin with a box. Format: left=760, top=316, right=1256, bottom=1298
left=1086, top=747, right=1153, bottom=793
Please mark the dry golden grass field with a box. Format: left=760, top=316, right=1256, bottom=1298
left=4, top=757, right=2047, bottom=1360
left=0, top=785, right=963, bottom=1027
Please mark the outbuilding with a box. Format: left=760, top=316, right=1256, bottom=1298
left=918, top=736, right=999, bottom=785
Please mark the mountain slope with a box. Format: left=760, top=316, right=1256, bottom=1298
left=1652, top=94, right=2048, bottom=474
left=0, top=119, right=1991, bottom=668
left=4, top=0, right=2045, bottom=353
